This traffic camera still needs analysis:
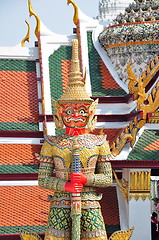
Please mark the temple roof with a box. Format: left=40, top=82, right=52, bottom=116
left=128, top=129, right=159, bottom=160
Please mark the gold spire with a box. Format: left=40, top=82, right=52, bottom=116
left=58, top=39, right=93, bottom=104
left=28, top=0, right=40, bottom=38
left=67, top=0, right=79, bottom=25
left=21, top=20, right=30, bottom=47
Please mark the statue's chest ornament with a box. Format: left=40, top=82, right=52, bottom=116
left=44, top=133, right=106, bottom=151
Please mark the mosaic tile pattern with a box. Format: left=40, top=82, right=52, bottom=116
left=49, top=46, right=72, bottom=107
left=0, top=144, right=41, bottom=173
left=128, top=129, right=159, bottom=160
left=0, top=59, right=39, bottom=131
left=0, top=186, right=52, bottom=234
left=87, top=31, right=126, bottom=96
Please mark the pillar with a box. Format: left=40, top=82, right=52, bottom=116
left=115, top=168, right=151, bottom=240
left=129, top=169, right=151, bottom=240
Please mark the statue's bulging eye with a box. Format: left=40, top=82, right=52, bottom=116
left=66, top=109, right=72, bottom=115
left=80, top=109, right=85, bottom=115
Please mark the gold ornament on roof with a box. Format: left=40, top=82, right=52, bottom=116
left=129, top=171, right=151, bottom=201
left=149, top=109, right=159, bottom=123
left=113, top=170, right=128, bottom=203
left=67, top=0, right=79, bottom=25
left=28, top=0, right=40, bottom=38
left=127, top=56, right=159, bottom=100
left=58, top=39, right=93, bottom=104
left=21, top=20, right=30, bottom=47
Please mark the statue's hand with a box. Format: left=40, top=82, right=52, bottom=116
left=65, top=182, right=83, bottom=193
left=70, top=173, right=87, bottom=185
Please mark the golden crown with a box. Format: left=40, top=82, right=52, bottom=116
left=58, top=39, right=93, bottom=104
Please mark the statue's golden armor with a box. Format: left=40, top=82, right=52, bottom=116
left=38, top=133, right=113, bottom=240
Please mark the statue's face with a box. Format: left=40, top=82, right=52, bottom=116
left=60, top=103, right=91, bottom=128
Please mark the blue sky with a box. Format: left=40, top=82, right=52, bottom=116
left=0, top=0, right=99, bottom=47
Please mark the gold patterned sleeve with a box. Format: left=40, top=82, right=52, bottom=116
left=38, top=141, right=66, bottom=192
left=86, top=140, right=114, bottom=187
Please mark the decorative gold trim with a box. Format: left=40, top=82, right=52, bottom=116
left=139, top=81, right=159, bottom=119
left=149, top=110, right=159, bottom=123
left=127, top=56, right=159, bottom=98
left=129, top=171, right=151, bottom=201
left=127, top=61, right=137, bottom=95
left=19, top=230, right=42, bottom=240
left=137, top=77, right=147, bottom=108
left=28, top=0, right=40, bottom=38
left=87, top=99, right=98, bottom=131
left=109, top=227, right=134, bottom=240
left=67, top=0, right=79, bottom=25
left=52, top=100, right=64, bottom=131
left=129, top=118, right=146, bottom=147
left=21, top=20, right=30, bottom=47
left=111, top=115, right=146, bottom=155
left=113, top=170, right=128, bottom=203
left=111, top=133, right=133, bottom=156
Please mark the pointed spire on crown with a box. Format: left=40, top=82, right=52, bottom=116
left=58, top=39, right=93, bottom=104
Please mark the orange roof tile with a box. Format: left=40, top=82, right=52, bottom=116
left=0, top=144, right=41, bottom=165
left=144, top=138, right=159, bottom=150
left=0, top=186, right=119, bottom=228
left=0, top=186, right=52, bottom=226
left=0, top=71, right=39, bottom=123
left=99, top=59, right=122, bottom=90
left=61, top=60, right=71, bottom=92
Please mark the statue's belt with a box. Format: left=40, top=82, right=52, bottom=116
left=50, top=199, right=101, bottom=209
left=49, top=190, right=102, bottom=209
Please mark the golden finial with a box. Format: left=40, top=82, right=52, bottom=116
left=67, top=0, right=79, bottom=25
left=21, top=20, right=30, bottom=47
left=28, top=0, right=40, bottom=38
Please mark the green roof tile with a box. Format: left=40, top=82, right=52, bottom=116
left=128, top=129, right=159, bottom=160
left=49, top=45, right=72, bottom=136
left=0, top=164, right=39, bottom=174
left=49, top=46, right=72, bottom=105
left=0, top=59, right=36, bottom=72
left=0, top=225, right=46, bottom=235
left=0, top=122, right=39, bottom=131
left=0, top=224, right=120, bottom=235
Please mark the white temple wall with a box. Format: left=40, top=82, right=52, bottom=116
left=129, top=197, right=151, bottom=240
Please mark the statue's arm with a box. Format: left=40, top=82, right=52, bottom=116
left=86, top=141, right=114, bottom=188
left=38, top=141, right=66, bottom=192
